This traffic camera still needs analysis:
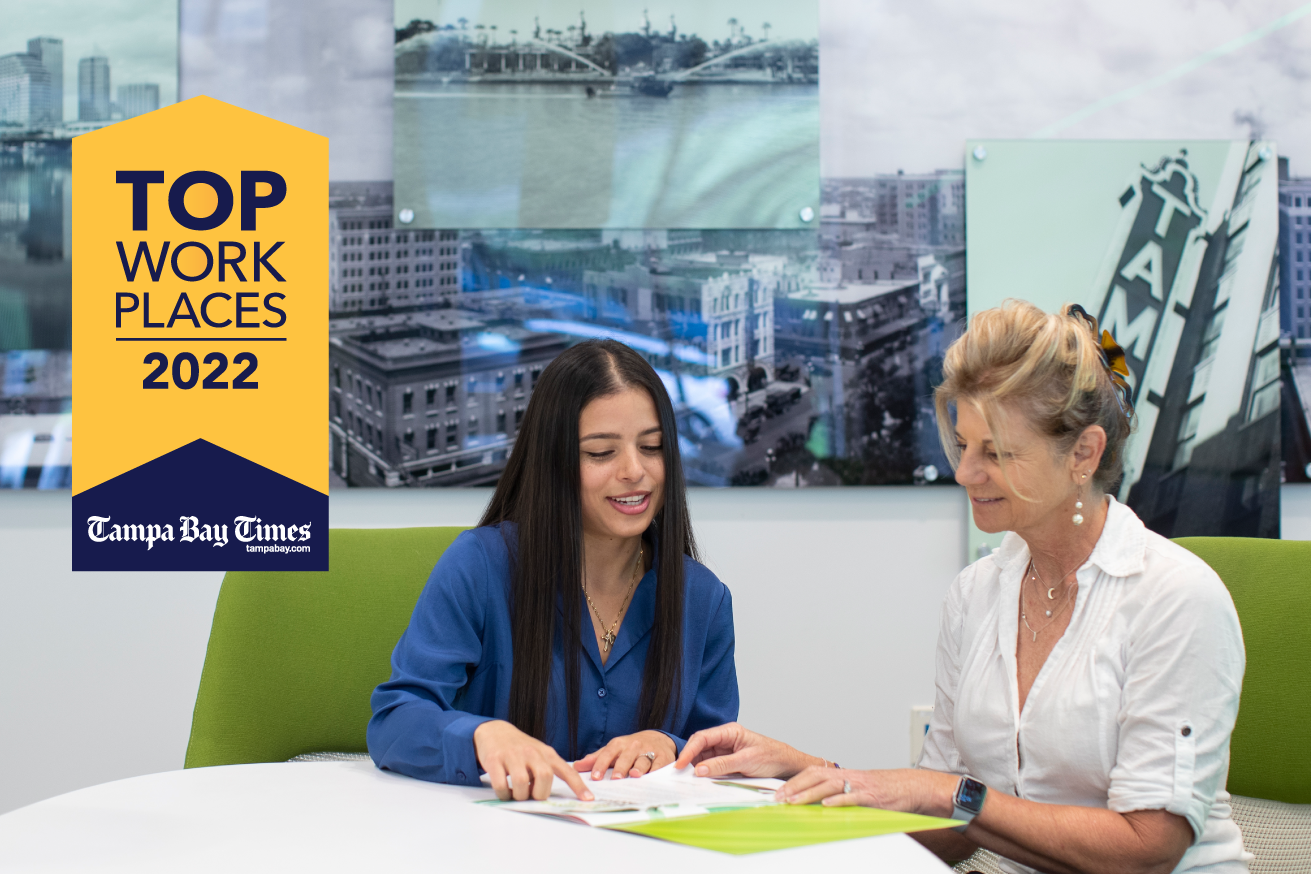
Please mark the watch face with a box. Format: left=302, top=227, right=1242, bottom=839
left=956, top=777, right=986, bottom=811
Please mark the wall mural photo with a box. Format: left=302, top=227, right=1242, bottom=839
left=391, top=0, right=819, bottom=229
left=324, top=0, right=957, bottom=491
left=10, top=0, right=1311, bottom=519
left=818, top=0, right=1311, bottom=532
left=328, top=214, right=964, bottom=488
left=967, top=139, right=1281, bottom=539
left=1, top=0, right=178, bottom=489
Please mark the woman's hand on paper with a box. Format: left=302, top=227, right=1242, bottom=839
left=573, top=730, right=677, bottom=780
left=775, top=766, right=955, bottom=815
left=674, top=722, right=823, bottom=779
left=473, top=719, right=594, bottom=802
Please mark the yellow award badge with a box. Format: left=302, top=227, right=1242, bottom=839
left=72, top=96, right=327, bottom=571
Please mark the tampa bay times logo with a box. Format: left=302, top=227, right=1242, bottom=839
left=85, top=515, right=312, bottom=553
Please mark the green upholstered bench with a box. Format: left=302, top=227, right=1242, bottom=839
left=184, top=526, right=466, bottom=769
left=1173, top=537, right=1311, bottom=873
left=1172, top=538, right=1311, bottom=807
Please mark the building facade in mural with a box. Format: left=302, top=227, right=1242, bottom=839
left=0, top=43, right=58, bottom=130
left=872, top=170, right=965, bottom=248
left=330, top=310, right=568, bottom=487
left=580, top=253, right=787, bottom=394
left=327, top=182, right=459, bottom=314
left=116, top=83, right=159, bottom=119
left=77, top=55, right=110, bottom=122
left=1278, top=159, right=1311, bottom=483
left=811, top=175, right=968, bottom=486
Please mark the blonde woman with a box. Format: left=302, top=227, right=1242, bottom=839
left=675, top=300, right=1249, bottom=874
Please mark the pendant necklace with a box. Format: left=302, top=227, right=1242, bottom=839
left=1019, top=555, right=1085, bottom=642
left=583, top=544, right=643, bottom=654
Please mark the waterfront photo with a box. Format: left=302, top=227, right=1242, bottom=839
left=1, top=0, right=177, bottom=490
left=392, top=0, right=819, bottom=229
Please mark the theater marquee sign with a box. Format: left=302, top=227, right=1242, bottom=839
left=1089, top=154, right=1209, bottom=491
left=72, top=96, right=328, bottom=571
left=1095, top=155, right=1207, bottom=394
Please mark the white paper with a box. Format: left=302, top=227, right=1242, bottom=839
left=560, top=764, right=779, bottom=806
left=485, top=798, right=715, bottom=828
left=483, top=765, right=783, bottom=827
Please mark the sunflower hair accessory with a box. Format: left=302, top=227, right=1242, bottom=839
left=1066, top=304, right=1134, bottom=419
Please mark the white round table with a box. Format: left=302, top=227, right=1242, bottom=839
left=0, top=761, right=952, bottom=872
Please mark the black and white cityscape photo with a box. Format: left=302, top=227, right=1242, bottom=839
left=327, top=181, right=965, bottom=488
left=1279, top=155, right=1311, bottom=483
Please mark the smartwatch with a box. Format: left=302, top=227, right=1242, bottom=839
left=951, top=776, right=987, bottom=832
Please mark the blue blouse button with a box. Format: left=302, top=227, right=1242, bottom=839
left=597, top=688, right=607, bottom=698
left=456, top=770, right=466, bottom=781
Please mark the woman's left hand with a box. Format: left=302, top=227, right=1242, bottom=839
left=776, top=766, right=955, bottom=816
left=574, top=730, right=678, bottom=780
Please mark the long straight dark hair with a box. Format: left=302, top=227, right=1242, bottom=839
left=479, top=339, right=697, bottom=757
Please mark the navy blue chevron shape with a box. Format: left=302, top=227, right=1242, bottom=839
left=73, top=439, right=327, bottom=571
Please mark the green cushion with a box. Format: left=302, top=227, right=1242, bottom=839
left=1173, top=537, right=1311, bottom=804
left=184, top=526, right=466, bottom=768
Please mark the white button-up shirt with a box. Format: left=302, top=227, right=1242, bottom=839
left=919, top=497, right=1250, bottom=873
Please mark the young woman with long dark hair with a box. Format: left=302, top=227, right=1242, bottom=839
left=368, top=339, right=739, bottom=801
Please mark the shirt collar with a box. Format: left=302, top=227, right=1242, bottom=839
left=992, top=495, right=1146, bottom=580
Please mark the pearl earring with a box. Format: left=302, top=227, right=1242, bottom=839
left=1072, top=472, right=1088, bottom=526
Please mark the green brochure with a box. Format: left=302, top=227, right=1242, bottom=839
left=611, top=804, right=960, bottom=854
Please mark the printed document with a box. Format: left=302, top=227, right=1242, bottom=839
left=480, top=765, right=783, bottom=827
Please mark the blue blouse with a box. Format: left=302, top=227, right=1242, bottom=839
left=367, top=524, right=739, bottom=786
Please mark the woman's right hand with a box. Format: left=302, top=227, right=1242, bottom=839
left=674, top=722, right=822, bottom=779
left=473, top=720, right=594, bottom=802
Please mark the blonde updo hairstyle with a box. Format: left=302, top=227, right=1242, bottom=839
left=935, top=299, right=1134, bottom=499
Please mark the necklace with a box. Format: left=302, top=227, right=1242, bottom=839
left=1020, top=561, right=1077, bottom=642
left=1019, top=549, right=1090, bottom=642
left=583, top=543, right=643, bottom=654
